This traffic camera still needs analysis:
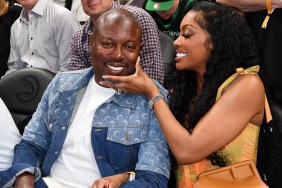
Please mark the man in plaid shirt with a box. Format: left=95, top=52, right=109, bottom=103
left=69, top=0, right=164, bottom=84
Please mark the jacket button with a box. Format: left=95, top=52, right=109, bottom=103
left=55, top=151, right=58, bottom=155
left=125, top=132, right=130, bottom=142
left=62, top=127, right=65, bottom=130
left=97, top=156, right=103, bottom=159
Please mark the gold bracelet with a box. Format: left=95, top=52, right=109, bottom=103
left=261, top=0, right=272, bottom=29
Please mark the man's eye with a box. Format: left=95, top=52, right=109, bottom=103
left=126, top=44, right=136, bottom=50
left=102, top=42, right=113, bottom=48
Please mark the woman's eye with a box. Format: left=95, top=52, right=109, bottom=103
left=183, top=33, right=193, bottom=38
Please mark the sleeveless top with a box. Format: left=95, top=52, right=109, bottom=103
left=176, top=66, right=272, bottom=188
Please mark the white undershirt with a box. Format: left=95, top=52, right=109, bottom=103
left=50, top=77, right=116, bottom=188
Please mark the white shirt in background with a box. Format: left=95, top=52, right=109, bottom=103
left=0, top=98, right=21, bottom=171
left=51, top=0, right=89, bottom=23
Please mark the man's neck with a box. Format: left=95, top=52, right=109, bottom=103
left=23, top=2, right=37, bottom=12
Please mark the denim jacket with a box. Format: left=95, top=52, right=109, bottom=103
left=0, top=68, right=170, bottom=187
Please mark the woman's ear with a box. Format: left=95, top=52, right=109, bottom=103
left=208, top=41, right=213, bottom=50
left=207, top=36, right=213, bottom=50
left=205, top=37, right=213, bottom=51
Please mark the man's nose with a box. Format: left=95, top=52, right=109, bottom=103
left=112, top=47, right=124, bottom=60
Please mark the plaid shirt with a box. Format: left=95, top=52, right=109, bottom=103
left=69, top=2, right=164, bottom=84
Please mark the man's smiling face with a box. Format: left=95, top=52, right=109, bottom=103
left=90, top=10, right=142, bottom=84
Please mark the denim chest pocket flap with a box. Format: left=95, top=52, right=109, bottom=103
left=107, top=123, right=149, bottom=145
left=94, top=98, right=151, bottom=145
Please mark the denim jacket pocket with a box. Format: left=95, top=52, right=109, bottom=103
left=107, top=124, right=149, bottom=166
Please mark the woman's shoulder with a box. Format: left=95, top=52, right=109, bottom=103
left=235, top=74, right=264, bottom=93
left=221, top=65, right=264, bottom=97
left=220, top=73, right=264, bottom=103
left=223, top=74, right=265, bottom=124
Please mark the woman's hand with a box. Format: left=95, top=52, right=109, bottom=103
left=14, top=172, right=35, bottom=188
left=99, top=58, right=160, bottom=99
left=89, top=173, right=129, bottom=188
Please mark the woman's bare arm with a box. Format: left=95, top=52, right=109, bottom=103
left=100, top=62, right=265, bottom=165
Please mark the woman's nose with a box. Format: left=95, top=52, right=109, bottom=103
left=173, top=36, right=181, bottom=48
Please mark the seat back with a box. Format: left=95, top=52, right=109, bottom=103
left=0, top=68, right=55, bottom=134
left=159, top=31, right=176, bottom=76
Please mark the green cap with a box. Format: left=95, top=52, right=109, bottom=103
left=145, top=0, right=174, bottom=11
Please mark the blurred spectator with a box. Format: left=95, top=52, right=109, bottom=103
left=64, top=0, right=89, bottom=24
left=49, top=0, right=89, bottom=24
left=0, top=0, right=21, bottom=77
left=245, top=9, right=282, bottom=188
left=5, top=0, right=80, bottom=76
left=144, top=0, right=194, bottom=40
left=126, top=0, right=146, bottom=7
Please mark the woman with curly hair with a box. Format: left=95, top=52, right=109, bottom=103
left=100, top=1, right=269, bottom=187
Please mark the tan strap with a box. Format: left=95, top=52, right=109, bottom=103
left=262, top=0, right=272, bottom=29
left=216, top=65, right=260, bottom=101
left=264, top=94, right=273, bottom=123
left=216, top=65, right=272, bottom=123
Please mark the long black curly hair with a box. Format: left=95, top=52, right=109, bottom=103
left=164, top=1, right=260, bottom=167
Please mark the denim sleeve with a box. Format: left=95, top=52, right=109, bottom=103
left=0, top=140, right=46, bottom=187
left=21, top=73, right=61, bottom=150
left=121, top=170, right=168, bottom=188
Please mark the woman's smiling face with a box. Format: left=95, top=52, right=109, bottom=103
left=173, top=10, right=213, bottom=75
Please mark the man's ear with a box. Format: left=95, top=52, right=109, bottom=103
left=88, top=33, right=93, bottom=52
left=88, top=33, right=93, bottom=47
left=140, top=41, right=145, bottom=51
